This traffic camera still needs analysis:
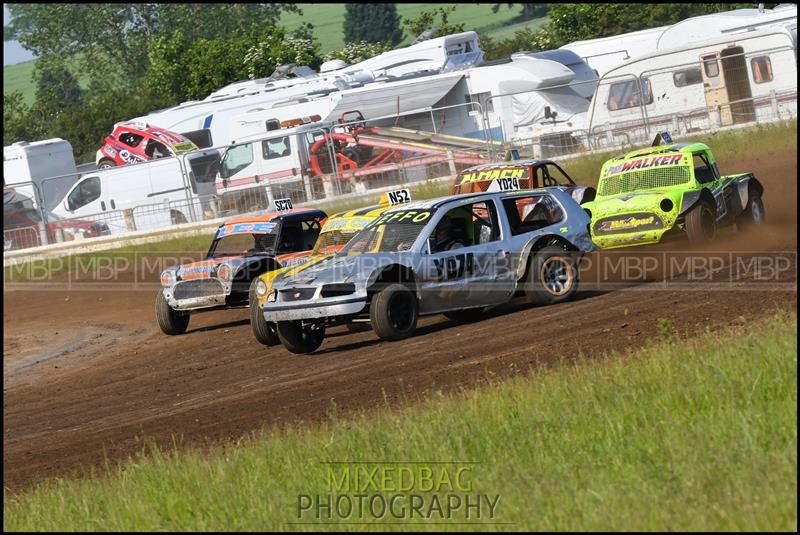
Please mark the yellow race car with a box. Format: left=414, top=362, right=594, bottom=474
left=249, top=189, right=411, bottom=346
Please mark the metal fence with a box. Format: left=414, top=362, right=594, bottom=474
left=5, top=40, right=797, bottom=252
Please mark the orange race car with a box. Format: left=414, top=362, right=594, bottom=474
left=156, top=204, right=326, bottom=335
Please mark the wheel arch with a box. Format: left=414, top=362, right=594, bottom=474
left=517, top=234, right=579, bottom=281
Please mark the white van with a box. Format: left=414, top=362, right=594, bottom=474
left=3, top=139, right=80, bottom=211
left=51, top=153, right=216, bottom=234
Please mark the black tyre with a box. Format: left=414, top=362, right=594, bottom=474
left=443, top=307, right=486, bottom=323
left=98, top=158, right=116, bottom=169
left=685, top=201, right=716, bottom=244
left=736, top=191, right=765, bottom=230
left=276, top=320, right=325, bottom=354
left=249, top=279, right=279, bottom=346
left=370, top=283, right=418, bottom=341
left=525, top=246, right=579, bottom=306
left=155, top=289, right=190, bottom=335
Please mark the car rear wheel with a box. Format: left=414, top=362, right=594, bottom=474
left=155, top=289, right=190, bottom=335
left=685, top=201, right=716, bottom=244
left=525, top=246, right=579, bottom=306
left=249, top=280, right=279, bottom=346
left=370, top=284, right=418, bottom=341
left=98, top=158, right=116, bottom=169
left=443, top=307, right=485, bottom=323
left=276, top=320, right=325, bottom=354
left=736, top=191, right=765, bottom=230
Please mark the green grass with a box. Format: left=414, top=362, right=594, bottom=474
left=4, top=312, right=796, bottom=530
left=4, top=4, right=539, bottom=104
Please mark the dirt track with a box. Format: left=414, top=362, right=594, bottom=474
left=3, top=153, right=797, bottom=491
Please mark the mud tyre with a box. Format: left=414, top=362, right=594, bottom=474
left=525, top=246, right=579, bottom=306
left=249, top=279, right=279, bottom=346
left=685, top=201, right=716, bottom=244
left=155, top=289, right=190, bottom=335
left=370, top=284, right=418, bottom=341
left=276, top=321, right=326, bottom=354
left=736, top=191, right=765, bottom=230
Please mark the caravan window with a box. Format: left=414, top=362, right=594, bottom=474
left=606, top=78, right=653, bottom=111
left=673, top=67, right=703, bottom=88
left=702, top=57, right=720, bottom=78
left=221, top=143, right=254, bottom=178
left=67, top=177, right=101, bottom=211
left=750, top=56, right=773, bottom=84
left=262, top=136, right=291, bottom=160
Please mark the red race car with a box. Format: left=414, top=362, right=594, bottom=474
left=95, top=121, right=199, bottom=169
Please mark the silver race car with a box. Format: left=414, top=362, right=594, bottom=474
left=262, top=188, right=595, bottom=353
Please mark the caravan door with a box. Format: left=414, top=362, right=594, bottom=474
left=700, top=52, right=733, bottom=126
left=700, top=46, right=755, bottom=126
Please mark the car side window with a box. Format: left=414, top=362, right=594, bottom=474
left=430, top=201, right=500, bottom=253
left=502, top=194, right=564, bottom=236
left=693, top=153, right=715, bottom=183
left=221, top=143, right=254, bottom=178
left=263, top=136, right=291, bottom=160
left=545, top=164, right=574, bottom=186
left=145, top=139, right=169, bottom=159
left=119, top=132, right=144, bottom=147
left=67, top=177, right=101, bottom=211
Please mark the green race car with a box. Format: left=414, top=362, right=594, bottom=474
left=583, top=135, right=765, bottom=249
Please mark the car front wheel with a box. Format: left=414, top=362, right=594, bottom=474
left=249, top=279, right=279, bottom=346
left=370, top=283, right=418, bottom=341
left=276, top=320, right=325, bottom=354
left=685, top=201, right=716, bottom=244
left=155, top=289, right=190, bottom=335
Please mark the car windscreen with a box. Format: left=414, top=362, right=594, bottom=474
left=340, top=209, right=433, bottom=254
left=208, top=222, right=278, bottom=258
left=313, top=215, right=375, bottom=255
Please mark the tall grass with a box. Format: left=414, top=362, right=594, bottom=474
left=4, top=313, right=796, bottom=531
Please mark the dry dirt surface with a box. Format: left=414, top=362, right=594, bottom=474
left=3, top=152, right=797, bottom=491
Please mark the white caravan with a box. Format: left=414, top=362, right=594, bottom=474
left=3, top=139, right=80, bottom=212
left=585, top=26, right=797, bottom=142
left=561, top=4, right=798, bottom=77
left=130, top=32, right=484, bottom=148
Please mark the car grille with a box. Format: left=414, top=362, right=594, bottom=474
left=280, top=287, right=317, bottom=301
left=600, top=167, right=690, bottom=196
left=173, top=279, right=225, bottom=300
left=321, top=283, right=355, bottom=298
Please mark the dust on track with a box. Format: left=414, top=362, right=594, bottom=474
left=3, top=152, right=797, bottom=491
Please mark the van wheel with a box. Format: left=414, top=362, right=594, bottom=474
left=443, top=307, right=485, bottom=323
left=276, top=321, right=325, bottom=354
left=370, top=284, right=418, bottom=341
left=736, top=191, right=765, bottom=230
left=525, top=246, right=579, bottom=306
left=685, top=201, right=716, bottom=244
left=98, top=158, right=116, bottom=169
left=155, top=290, right=190, bottom=335
left=249, top=279, right=279, bottom=346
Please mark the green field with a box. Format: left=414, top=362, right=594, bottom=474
left=4, top=312, right=796, bottom=530
left=3, top=4, right=540, bottom=105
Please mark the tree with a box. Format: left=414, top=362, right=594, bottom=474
left=324, top=41, right=394, bottom=65
left=146, top=26, right=322, bottom=104
left=5, top=4, right=302, bottom=86
left=403, top=6, right=466, bottom=40
left=33, top=57, right=82, bottom=117
left=343, top=4, right=404, bottom=46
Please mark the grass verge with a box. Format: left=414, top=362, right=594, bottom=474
left=3, top=312, right=797, bottom=531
